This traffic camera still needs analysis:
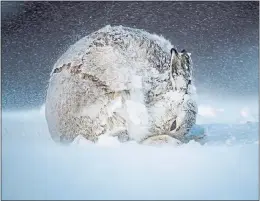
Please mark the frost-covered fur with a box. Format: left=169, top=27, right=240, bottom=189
left=45, top=25, right=197, bottom=145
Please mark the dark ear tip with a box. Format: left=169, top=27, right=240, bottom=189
left=170, top=48, right=178, bottom=55
left=181, top=49, right=187, bottom=53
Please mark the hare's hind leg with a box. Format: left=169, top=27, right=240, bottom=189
left=102, top=91, right=130, bottom=142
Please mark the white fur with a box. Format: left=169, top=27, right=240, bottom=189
left=45, top=25, right=197, bottom=144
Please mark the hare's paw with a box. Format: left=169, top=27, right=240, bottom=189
left=110, top=129, right=129, bottom=143
left=141, top=135, right=181, bottom=146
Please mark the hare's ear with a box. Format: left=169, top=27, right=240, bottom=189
left=181, top=49, right=186, bottom=53
left=170, top=48, right=178, bottom=56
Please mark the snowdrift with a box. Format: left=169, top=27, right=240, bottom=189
left=2, top=109, right=258, bottom=200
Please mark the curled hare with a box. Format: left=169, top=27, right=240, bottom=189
left=45, top=25, right=198, bottom=145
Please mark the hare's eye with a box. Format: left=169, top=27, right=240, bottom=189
left=170, top=120, right=177, bottom=131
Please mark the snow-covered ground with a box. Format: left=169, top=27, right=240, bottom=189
left=2, top=108, right=259, bottom=200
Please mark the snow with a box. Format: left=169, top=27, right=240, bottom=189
left=2, top=108, right=258, bottom=200
left=107, top=96, right=123, bottom=117
left=126, top=100, right=148, bottom=125
left=131, top=75, right=143, bottom=89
